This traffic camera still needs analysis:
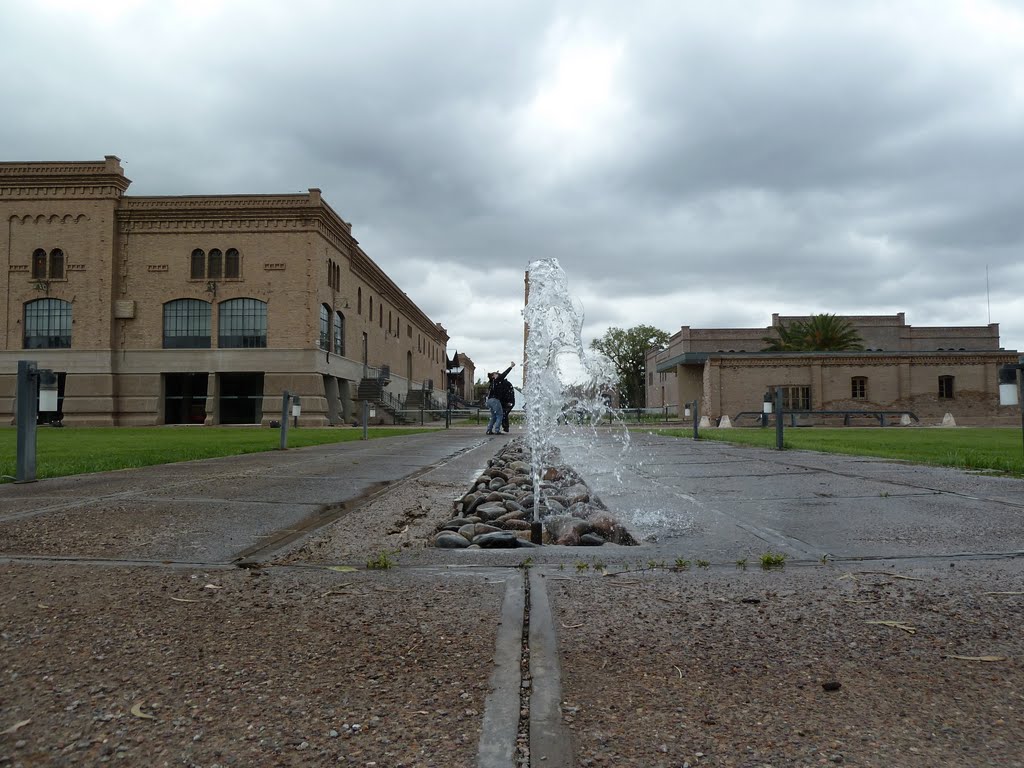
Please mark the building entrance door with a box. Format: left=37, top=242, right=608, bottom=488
left=219, top=372, right=264, bottom=424
left=164, top=373, right=208, bottom=424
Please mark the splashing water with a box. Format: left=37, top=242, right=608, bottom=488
left=523, top=258, right=623, bottom=520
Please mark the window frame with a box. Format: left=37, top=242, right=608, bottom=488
left=334, top=311, right=344, bottom=355
left=851, top=376, right=867, bottom=400
left=938, top=375, right=955, bottom=399
left=218, top=298, right=268, bottom=349
left=162, top=298, right=212, bottom=349
left=24, top=298, right=72, bottom=349
left=319, top=304, right=331, bottom=349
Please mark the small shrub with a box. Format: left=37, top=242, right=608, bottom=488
left=366, top=550, right=398, bottom=570
left=759, top=552, right=787, bottom=570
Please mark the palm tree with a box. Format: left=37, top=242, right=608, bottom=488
left=762, top=314, right=865, bottom=352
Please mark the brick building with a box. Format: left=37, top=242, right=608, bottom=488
left=646, top=313, right=1020, bottom=425
left=1, top=157, right=450, bottom=426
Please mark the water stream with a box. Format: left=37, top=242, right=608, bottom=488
left=522, top=258, right=624, bottom=521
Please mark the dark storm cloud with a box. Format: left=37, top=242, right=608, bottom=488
left=2, top=0, right=1022, bottom=376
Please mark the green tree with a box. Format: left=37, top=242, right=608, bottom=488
left=762, top=314, right=865, bottom=352
left=590, top=325, right=670, bottom=408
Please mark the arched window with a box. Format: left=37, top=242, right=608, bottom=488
left=851, top=376, right=867, bottom=400
left=389, top=311, right=393, bottom=334
left=225, top=248, right=240, bottom=279
left=938, top=375, right=955, bottom=399
left=163, top=299, right=211, bottom=348
left=319, top=304, right=331, bottom=349
left=49, top=249, right=65, bottom=279
left=369, top=296, right=373, bottom=319
left=24, top=298, right=72, bottom=349
left=334, top=312, right=344, bottom=355
left=191, top=249, right=206, bottom=280
left=219, top=298, right=267, bottom=348
left=207, top=249, right=223, bottom=280
left=32, top=249, right=47, bottom=279
left=379, top=304, right=383, bottom=327
left=357, top=288, right=363, bottom=314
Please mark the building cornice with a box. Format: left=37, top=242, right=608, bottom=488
left=0, top=156, right=131, bottom=200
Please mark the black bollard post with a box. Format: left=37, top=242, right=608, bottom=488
left=530, top=521, right=543, bottom=545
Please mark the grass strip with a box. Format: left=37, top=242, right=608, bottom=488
left=654, top=426, right=1024, bottom=476
left=0, top=426, right=436, bottom=482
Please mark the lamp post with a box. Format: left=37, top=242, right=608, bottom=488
left=15, top=360, right=58, bottom=482
left=998, top=359, right=1024, bottom=460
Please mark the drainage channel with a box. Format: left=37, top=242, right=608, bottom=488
left=479, top=568, right=574, bottom=768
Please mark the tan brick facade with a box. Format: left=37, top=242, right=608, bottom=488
left=1, top=157, right=450, bottom=426
left=647, top=314, right=1021, bottom=425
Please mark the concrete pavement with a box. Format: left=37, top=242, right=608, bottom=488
left=2, top=425, right=1024, bottom=766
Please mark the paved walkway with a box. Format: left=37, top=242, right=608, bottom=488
left=2, top=426, right=1023, bottom=766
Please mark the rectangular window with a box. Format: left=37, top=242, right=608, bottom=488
left=851, top=377, right=867, bottom=399
left=938, top=375, right=955, bottom=399
left=207, top=249, right=223, bottom=280
left=773, top=385, right=811, bottom=411
left=225, top=249, right=240, bottom=279
left=32, top=250, right=47, bottom=280
left=648, top=371, right=653, bottom=385
left=163, top=299, right=211, bottom=349
left=24, top=299, right=72, bottom=349
left=319, top=305, right=330, bottom=349
left=191, top=250, right=205, bottom=280
left=219, top=299, right=267, bottom=348
left=49, top=249, right=65, bottom=280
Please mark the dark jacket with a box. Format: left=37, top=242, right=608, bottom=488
left=493, top=378, right=515, bottom=408
left=486, top=364, right=514, bottom=400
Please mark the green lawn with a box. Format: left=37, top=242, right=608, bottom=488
left=0, top=426, right=437, bottom=482
left=654, top=426, right=1024, bottom=476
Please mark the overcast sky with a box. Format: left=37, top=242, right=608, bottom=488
left=3, top=0, right=1023, bottom=379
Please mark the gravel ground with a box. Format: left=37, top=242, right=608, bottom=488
left=0, top=563, right=503, bottom=768
left=548, top=559, right=1024, bottom=768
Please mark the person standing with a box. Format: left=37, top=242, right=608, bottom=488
left=484, top=362, right=515, bottom=435
left=493, top=371, right=516, bottom=433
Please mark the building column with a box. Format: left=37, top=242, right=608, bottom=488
left=204, top=373, right=219, bottom=426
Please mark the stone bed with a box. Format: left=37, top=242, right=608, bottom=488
left=433, top=437, right=636, bottom=549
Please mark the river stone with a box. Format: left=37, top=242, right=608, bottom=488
left=476, top=502, right=508, bottom=521
left=496, top=509, right=527, bottom=522
left=457, top=524, right=476, bottom=541
left=579, top=533, right=605, bottom=546
left=502, top=519, right=532, bottom=531
left=473, top=531, right=521, bottom=549
left=544, top=498, right=566, bottom=515
left=488, top=478, right=505, bottom=491
left=435, top=532, right=471, bottom=548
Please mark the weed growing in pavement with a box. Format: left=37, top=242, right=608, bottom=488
left=519, top=557, right=534, bottom=569
left=672, top=558, right=690, bottom=572
left=697, top=559, right=711, bottom=569
left=759, top=552, right=787, bottom=570
left=736, top=558, right=748, bottom=570
left=575, top=561, right=589, bottom=572
left=366, top=550, right=398, bottom=570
